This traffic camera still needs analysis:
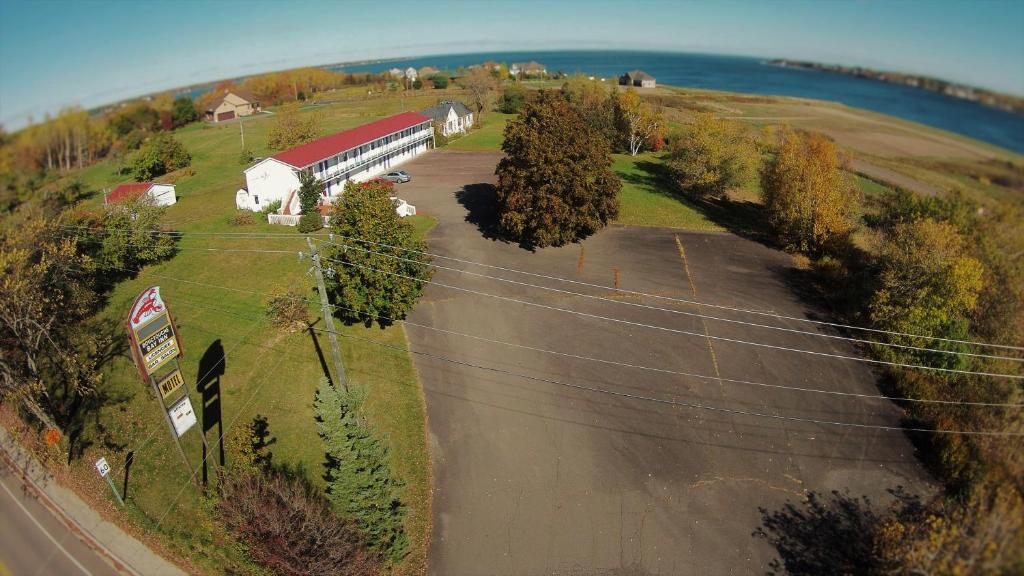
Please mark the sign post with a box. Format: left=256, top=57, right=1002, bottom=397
left=94, top=457, right=124, bottom=507
left=125, top=286, right=212, bottom=489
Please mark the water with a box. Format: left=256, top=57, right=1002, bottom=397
left=329, top=50, right=1024, bottom=154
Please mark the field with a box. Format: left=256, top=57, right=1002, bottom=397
left=57, top=91, right=453, bottom=574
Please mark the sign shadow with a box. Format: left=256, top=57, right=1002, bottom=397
left=196, top=339, right=226, bottom=484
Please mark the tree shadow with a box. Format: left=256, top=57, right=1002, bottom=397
left=197, top=339, right=226, bottom=484
left=454, top=182, right=503, bottom=242
left=753, top=487, right=922, bottom=575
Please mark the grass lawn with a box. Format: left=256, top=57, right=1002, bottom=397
left=612, top=153, right=723, bottom=231
left=59, top=98, right=437, bottom=574
left=446, top=112, right=514, bottom=151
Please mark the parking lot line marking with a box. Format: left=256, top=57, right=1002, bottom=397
left=675, top=235, right=724, bottom=387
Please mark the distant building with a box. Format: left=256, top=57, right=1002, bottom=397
left=236, top=111, right=433, bottom=216
left=510, top=61, right=547, bottom=78
left=388, top=67, right=404, bottom=78
left=105, top=182, right=177, bottom=206
left=422, top=101, right=474, bottom=136
left=620, top=70, right=656, bottom=88
left=404, top=67, right=418, bottom=81
left=205, top=90, right=261, bottom=122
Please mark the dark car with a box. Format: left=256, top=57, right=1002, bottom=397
left=383, top=170, right=411, bottom=183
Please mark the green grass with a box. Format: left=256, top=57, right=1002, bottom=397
left=612, top=153, right=722, bottom=231
left=446, top=112, right=513, bottom=151
left=61, top=98, right=437, bottom=574
left=852, top=173, right=894, bottom=198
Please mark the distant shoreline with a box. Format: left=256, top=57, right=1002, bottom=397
left=768, top=59, right=1024, bottom=116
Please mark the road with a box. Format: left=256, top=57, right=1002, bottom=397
left=395, top=150, right=931, bottom=575
left=0, top=463, right=121, bottom=576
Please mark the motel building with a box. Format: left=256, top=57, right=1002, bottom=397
left=236, top=111, right=433, bottom=219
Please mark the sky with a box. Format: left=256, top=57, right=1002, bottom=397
left=2, top=0, right=1023, bottom=130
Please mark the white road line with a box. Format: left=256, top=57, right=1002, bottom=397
left=0, top=474, right=94, bottom=576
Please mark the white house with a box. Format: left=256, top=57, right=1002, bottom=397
left=404, top=67, right=418, bottom=81
left=422, top=101, right=474, bottom=137
left=105, top=182, right=177, bottom=206
left=236, top=111, right=433, bottom=215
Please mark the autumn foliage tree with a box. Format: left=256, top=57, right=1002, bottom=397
left=666, top=113, right=760, bottom=199
left=323, top=180, right=431, bottom=326
left=267, top=102, right=319, bottom=150
left=495, top=91, right=621, bottom=248
left=461, top=67, right=498, bottom=118
left=760, top=127, right=860, bottom=254
left=613, top=87, right=661, bottom=156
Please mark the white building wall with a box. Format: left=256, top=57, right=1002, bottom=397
left=148, top=184, right=177, bottom=206
left=239, top=158, right=300, bottom=211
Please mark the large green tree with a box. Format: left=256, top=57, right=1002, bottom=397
left=666, top=113, right=760, bottom=199
left=323, top=180, right=431, bottom=326
left=171, top=96, right=198, bottom=128
left=495, top=90, right=621, bottom=248
left=314, top=380, right=407, bottom=561
left=760, top=127, right=860, bottom=255
left=129, top=133, right=191, bottom=181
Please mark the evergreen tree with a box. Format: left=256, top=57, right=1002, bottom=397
left=314, top=379, right=408, bottom=562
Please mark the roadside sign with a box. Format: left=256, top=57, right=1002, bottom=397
left=126, top=286, right=182, bottom=379
left=168, top=396, right=197, bottom=438
left=94, top=457, right=111, bottom=477
left=157, top=369, right=185, bottom=400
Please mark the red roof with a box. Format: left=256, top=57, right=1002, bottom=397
left=272, top=111, right=432, bottom=169
left=106, top=182, right=153, bottom=204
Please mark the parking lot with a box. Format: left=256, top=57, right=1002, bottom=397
left=395, top=149, right=931, bottom=575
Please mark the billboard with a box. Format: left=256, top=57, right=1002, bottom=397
left=126, top=286, right=182, bottom=379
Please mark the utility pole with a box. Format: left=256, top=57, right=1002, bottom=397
left=239, top=115, right=245, bottom=151
left=305, top=238, right=348, bottom=391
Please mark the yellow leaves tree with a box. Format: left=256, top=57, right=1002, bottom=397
left=267, top=102, right=320, bottom=151
left=613, top=88, right=661, bottom=156
left=666, top=112, right=760, bottom=198
left=760, top=127, right=860, bottom=254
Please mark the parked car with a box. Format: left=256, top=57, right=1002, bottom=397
left=383, top=170, right=411, bottom=183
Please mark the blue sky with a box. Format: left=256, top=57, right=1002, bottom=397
left=2, top=0, right=1022, bottom=130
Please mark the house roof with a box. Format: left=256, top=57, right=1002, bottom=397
left=625, top=70, right=654, bottom=80
left=105, top=182, right=153, bottom=204
left=207, top=90, right=257, bottom=111
left=271, top=111, right=433, bottom=169
left=421, top=100, right=473, bottom=121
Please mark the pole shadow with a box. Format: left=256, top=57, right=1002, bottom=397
left=305, top=319, right=333, bottom=385
left=121, top=451, right=134, bottom=500
left=196, top=340, right=226, bottom=485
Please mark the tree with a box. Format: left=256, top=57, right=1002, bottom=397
left=665, top=113, right=760, bottom=198
left=314, top=379, right=408, bottom=561
left=323, top=180, right=431, bottom=326
left=298, top=170, right=323, bottom=215
left=171, top=97, right=198, bottom=128
left=760, top=127, right=860, bottom=254
left=461, top=67, right=498, bottom=118
left=561, top=75, right=616, bottom=144
left=70, top=197, right=177, bottom=279
left=869, top=217, right=984, bottom=369
left=497, top=85, right=528, bottom=114
left=495, top=90, right=621, bottom=248
left=129, top=132, right=191, bottom=180
left=267, top=102, right=319, bottom=150
left=429, top=73, right=449, bottom=89
left=613, top=87, right=661, bottom=156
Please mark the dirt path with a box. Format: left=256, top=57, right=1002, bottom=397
left=848, top=158, right=943, bottom=196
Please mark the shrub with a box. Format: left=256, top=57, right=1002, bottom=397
left=229, top=211, right=254, bottom=226
left=429, top=73, right=449, bottom=89
left=238, top=147, right=254, bottom=165
left=297, top=212, right=323, bottom=233
left=433, top=125, right=450, bottom=148
left=171, top=96, right=198, bottom=128
left=216, top=469, right=380, bottom=576
left=260, top=199, right=282, bottom=215
left=265, top=289, right=309, bottom=331
left=498, top=85, right=527, bottom=114
left=315, top=380, right=407, bottom=562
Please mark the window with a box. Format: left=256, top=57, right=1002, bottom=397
left=254, top=195, right=259, bottom=205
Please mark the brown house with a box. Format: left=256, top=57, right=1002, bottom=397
left=205, top=90, right=261, bottom=123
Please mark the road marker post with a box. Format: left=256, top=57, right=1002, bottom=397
left=94, top=457, right=125, bottom=507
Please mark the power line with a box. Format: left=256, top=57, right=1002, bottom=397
left=97, top=262, right=1024, bottom=406
left=314, top=233, right=1024, bottom=352
left=320, top=239, right=1022, bottom=363
left=318, top=255, right=1024, bottom=380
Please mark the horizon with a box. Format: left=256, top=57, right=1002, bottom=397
left=3, top=0, right=1023, bottom=131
